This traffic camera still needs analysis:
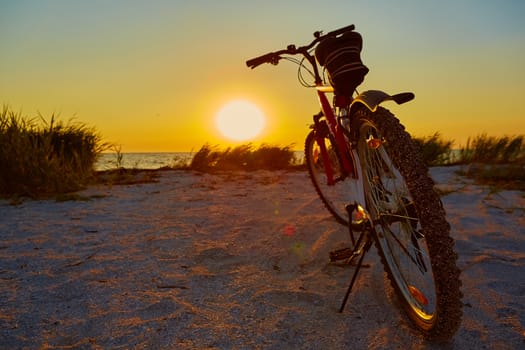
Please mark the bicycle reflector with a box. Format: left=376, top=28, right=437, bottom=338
left=367, top=138, right=383, bottom=149
left=409, top=285, right=429, bottom=305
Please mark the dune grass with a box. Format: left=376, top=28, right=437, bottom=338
left=453, top=134, right=524, bottom=191
left=413, top=132, right=454, bottom=166
left=188, top=134, right=523, bottom=171
left=190, top=143, right=298, bottom=172
left=186, top=135, right=523, bottom=191
left=458, top=134, right=524, bottom=164
left=2, top=101, right=523, bottom=198
left=0, top=106, right=106, bottom=198
left=413, top=133, right=524, bottom=166
left=433, top=133, right=525, bottom=191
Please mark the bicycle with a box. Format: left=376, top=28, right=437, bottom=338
left=246, top=24, right=462, bottom=340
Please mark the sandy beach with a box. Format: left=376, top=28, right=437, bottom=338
left=1, top=166, right=524, bottom=349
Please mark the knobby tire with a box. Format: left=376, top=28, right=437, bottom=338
left=354, top=106, right=462, bottom=340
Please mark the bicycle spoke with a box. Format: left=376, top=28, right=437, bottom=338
left=379, top=224, right=429, bottom=274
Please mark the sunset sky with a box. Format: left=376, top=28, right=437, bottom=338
left=1, top=0, right=524, bottom=152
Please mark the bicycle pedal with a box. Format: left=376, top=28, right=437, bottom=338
left=329, top=247, right=354, bottom=262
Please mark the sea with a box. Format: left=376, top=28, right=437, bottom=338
left=95, top=153, right=193, bottom=171
left=95, top=152, right=305, bottom=171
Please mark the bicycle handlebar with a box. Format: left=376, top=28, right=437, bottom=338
left=246, top=24, right=355, bottom=69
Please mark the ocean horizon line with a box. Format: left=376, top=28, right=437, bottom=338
left=96, top=151, right=305, bottom=171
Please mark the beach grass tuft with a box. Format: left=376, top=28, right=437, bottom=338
left=190, top=143, right=298, bottom=172
left=413, top=132, right=454, bottom=166
left=0, top=106, right=107, bottom=198
left=458, top=134, right=524, bottom=164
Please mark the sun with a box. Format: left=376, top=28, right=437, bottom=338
left=215, top=100, right=266, bottom=141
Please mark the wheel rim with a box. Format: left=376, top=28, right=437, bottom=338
left=358, top=122, right=437, bottom=323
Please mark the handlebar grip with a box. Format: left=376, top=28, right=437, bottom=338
left=246, top=52, right=278, bottom=69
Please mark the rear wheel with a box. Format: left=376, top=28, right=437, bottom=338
left=354, top=107, right=462, bottom=340
left=304, top=128, right=358, bottom=225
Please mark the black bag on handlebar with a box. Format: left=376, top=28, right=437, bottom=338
left=315, top=31, right=368, bottom=96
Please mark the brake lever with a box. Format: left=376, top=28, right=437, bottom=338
left=270, top=56, right=281, bottom=65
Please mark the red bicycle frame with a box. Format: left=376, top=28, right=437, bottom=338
left=315, top=87, right=358, bottom=185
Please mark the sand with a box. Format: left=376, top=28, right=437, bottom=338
left=1, top=167, right=524, bottom=349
